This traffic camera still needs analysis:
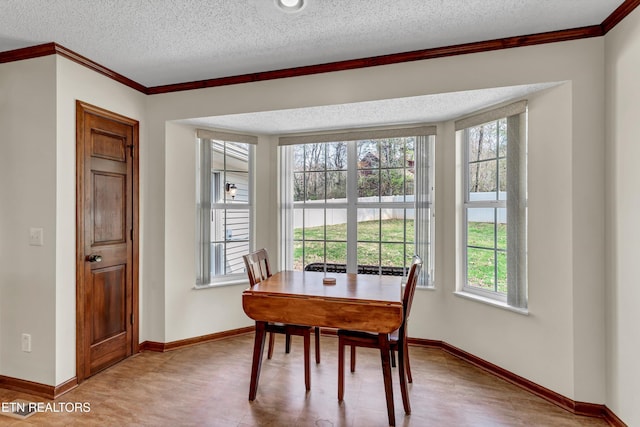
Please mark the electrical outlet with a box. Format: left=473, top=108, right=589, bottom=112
left=21, top=334, right=31, bottom=352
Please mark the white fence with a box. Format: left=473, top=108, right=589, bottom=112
left=294, top=196, right=415, bottom=228
left=295, top=192, right=506, bottom=229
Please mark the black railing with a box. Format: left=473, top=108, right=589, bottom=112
left=304, top=262, right=405, bottom=276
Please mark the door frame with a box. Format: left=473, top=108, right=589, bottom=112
left=75, top=100, right=140, bottom=383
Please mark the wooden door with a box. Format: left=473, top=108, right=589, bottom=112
left=76, top=101, right=139, bottom=381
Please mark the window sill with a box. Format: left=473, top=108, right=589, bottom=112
left=193, top=278, right=249, bottom=290
left=453, top=291, right=529, bottom=315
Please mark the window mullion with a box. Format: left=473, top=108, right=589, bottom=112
left=346, top=142, right=358, bottom=273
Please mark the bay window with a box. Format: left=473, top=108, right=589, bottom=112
left=279, top=126, right=434, bottom=286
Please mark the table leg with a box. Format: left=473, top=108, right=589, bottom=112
left=378, top=333, right=396, bottom=426
left=248, top=321, right=267, bottom=401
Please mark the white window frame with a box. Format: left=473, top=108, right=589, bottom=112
left=195, top=129, right=256, bottom=287
left=278, top=126, right=435, bottom=287
left=457, top=101, right=528, bottom=308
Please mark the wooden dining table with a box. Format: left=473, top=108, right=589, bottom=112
left=242, top=270, right=404, bottom=426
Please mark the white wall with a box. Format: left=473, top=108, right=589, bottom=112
left=605, top=7, right=640, bottom=426
left=146, top=37, right=606, bottom=403
left=55, top=56, right=147, bottom=384
left=433, top=84, right=578, bottom=399
left=0, top=55, right=146, bottom=387
left=0, top=56, right=58, bottom=384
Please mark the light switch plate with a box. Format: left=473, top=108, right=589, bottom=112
left=29, top=227, right=44, bottom=246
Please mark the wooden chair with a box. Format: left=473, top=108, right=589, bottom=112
left=337, top=255, right=423, bottom=420
left=243, top=249, right=319, bottom=391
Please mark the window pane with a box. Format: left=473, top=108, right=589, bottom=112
left=379, top=138, right=404, bottom=168
left=305, top=172, right=325, bottom=201
left=404, top=244, right=415, bottom=262
left=496, top=208, right=507, bottom=250
left=225, top=142, right=249, bottom=172
left=467, top=247, right=495, bottom=290
left=225, top=209, right=250, bottom=242
left=381, top=243, right=405, bottom=267
left=303, top=209, right=324, bottom=240
left=326, top=242, right=347, bottom=265
left=304, top=241, right=324, bottom=267
left=225, top=171, right=248, bottom=203
left=498, top=118, right=507, bottom=157
left=305, top=144, right=325, bottom=171
left=357, top=242, right=379, bottom=266
left=405, top=209, right=415, bottom=243
left=358, top=170, right=379, bottom=199
left=497, top=251, right=507, bottom=294
left=293, top=209, right=303, bottom=240
left=357, top=209, right=380, bottom=241
left=293, top=145, right=305, bottom=172
left=226, top=241, right=249, bottom=275
left=467, top=208, right=495, bottom=249
left=468, top=160, right=497, bottom=198
left=326, top=170, right=347, bottom=201
left=405, top=170, right=415, bottom=199
left=381, top=169, right=405, bottom=197
left=381, top=210, right=406, bottom=242
left=293, top=241, right=303, bottom=271
left=326, top=142, right=348, bottom=170
left=293, top=172, right=305, bottom=202
left=468, top=121, right=498, bottom=161
left=325, top=209, right=347, bottom=241
left=358, top=140, right=378, bottom=169
left=498, top=158, right=507, bottom=199
left=406, top=137, right=415, bottom=165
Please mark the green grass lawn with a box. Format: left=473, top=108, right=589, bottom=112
left=294, top=219, right=507, bottom=293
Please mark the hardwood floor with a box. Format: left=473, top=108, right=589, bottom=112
left=0, top=333, right=609, bottom=426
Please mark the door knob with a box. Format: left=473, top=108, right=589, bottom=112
left=87, top=254, right=103, bottom=263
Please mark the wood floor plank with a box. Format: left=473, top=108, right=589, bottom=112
left=0, top=334, right=609, bottom=426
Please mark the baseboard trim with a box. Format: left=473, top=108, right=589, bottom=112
left=603, top=406, right=628, bottom=427
left=0, top=375, right=77, bottom=400
left=140, top=326, right=255, bottom=352
left=53, top=377, right=79, bottom=398
left=408, top=338, right=625, bottom=426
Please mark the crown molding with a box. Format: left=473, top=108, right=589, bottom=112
left=0, top=0, right=638, bottom=95
left=603, top=0, right=640, bottom=33
left=0, top=42, right=146, bottom=94
left=53, top=43, right=147, bottom=93
left=147, top=25, right=603, bottom=94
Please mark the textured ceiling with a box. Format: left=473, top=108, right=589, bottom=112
left=0, top=0, right=623, bottom=87
left=0, top=1, right=623, bottom=133
left=180, top=83, right=561, bottom=135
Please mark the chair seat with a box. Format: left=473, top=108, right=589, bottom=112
left=337, top=255, right=423, bottom=426
left=244, top=248, right=321, bottom=397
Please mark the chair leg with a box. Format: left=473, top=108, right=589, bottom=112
left=315, top=326, right=321, bottom=364
left=338, top=337, right=345, bottom=401
left=391, top=347, right=396, bottom=368
left=405, top=340, right=412, bottom=383
left=303, top=331, right=311, bottom=391
left=398, top=339, right=411, bottom=414
left=267, top=332, right=275, bottom=359
left=378, top=334, right=396, bottom=426
left=285, top=333, right=292, bottom=353
left=350, top=345, right=356, bottom=373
